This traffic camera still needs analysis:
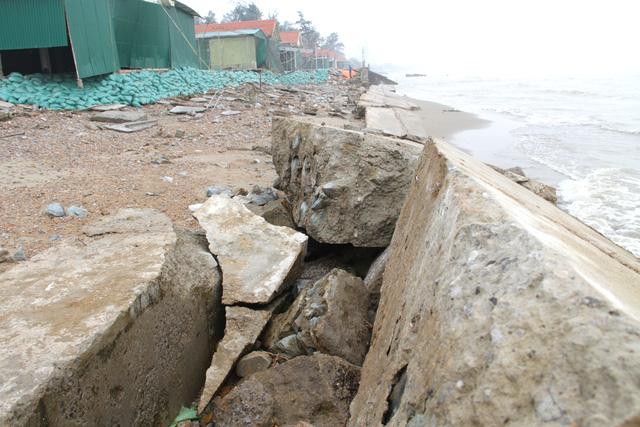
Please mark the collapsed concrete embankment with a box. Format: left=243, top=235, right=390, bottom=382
left=349, top=138, right=640, bottom=426
left=0, top=209, right=223, bottom=426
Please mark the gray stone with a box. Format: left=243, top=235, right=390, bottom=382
left=45, top=203, right=66, bottom=218
left=0, top=210, right=223, bottom=426
left=11, top=247, right=26, bottom=262
left=193, top=195, right=307, bottom=305
left=212, top=354, right=360, bottom=427
left=349, top=140, right=640, bottom=426
left=170, top=106, right=206, bottom=115
left=247, top=186, right=278, bottom=206
left=265, top=269, right=371, bottom=366
left=67, top=205, right=88, bottom=218
left=198, top=307, right=272, bottom=413
left=90, top=110, right=148, bottom=123
left=206, top=185, right=234, bottom=198
left=236, top=351, right=274, bottom=378
left=0, top=100, right=15, bottom=109
left=272, top=116, right=421, bottom=247
left=100, top=120, right=157, bottom=133
left=490, top=164, right=557, bottom=204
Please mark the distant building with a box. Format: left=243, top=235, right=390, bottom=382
left=0, top=0, right=200, bottom=86
left=301, top=48, right=347, bottom=70
left=195, top=20, right=283, bottom=72
left=279, top=31, right=302, bottom=72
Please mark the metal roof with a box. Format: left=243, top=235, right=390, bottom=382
left=196, top=29, right=267, bottom=40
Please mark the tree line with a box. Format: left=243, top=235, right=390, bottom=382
left=197, top=2, right=344, bottom=53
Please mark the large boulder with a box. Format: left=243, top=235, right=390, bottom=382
left=212, top=354, right=360, bottom=427
left=349, top=140, right=640, bottom=426
left=194, top=195, right=308, bottom=305
left=272, top=116, right=422, bottom=247
left=264, top=269, right=371, bottom=366
left=0, top=209, right=222, bottom=426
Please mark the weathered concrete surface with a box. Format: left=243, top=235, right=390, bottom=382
left=0, top=209, right=222, bottom=426
left=272, top=116, right=422, bottom=247
left=491, top=164, right=558, bottom=204
left=265, top=269, right=371, bottom=366
left=198, top=306, right=272, bottom=414
left=194, top=195, right=308, bottom=305
left=349, top=140, right=640, bottom=426
left=90, top=110, right=148, bottom=123
left=212, top=354, right=360, bottom=427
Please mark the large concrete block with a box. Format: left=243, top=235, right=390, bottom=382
left=272, top=117, right=422, bottom=247
left=349, top=141, right=640, bottom=426
left=0, top=209, right=222, bottom=426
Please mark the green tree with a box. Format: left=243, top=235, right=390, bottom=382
left=197, top=10, right=217, bottom=24
left=223, top=2, right=263, bottom=22
left=296, top=11, right=321, bottom=49
left=279, top=21, right=296, bottom=32
left=322, top=32, right=344, bottom=53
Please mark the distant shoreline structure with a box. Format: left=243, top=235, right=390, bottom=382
left=405, top=73, right=427, bottom=77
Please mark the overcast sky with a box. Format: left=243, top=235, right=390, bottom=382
left=183, top=0, right=640, bottom=77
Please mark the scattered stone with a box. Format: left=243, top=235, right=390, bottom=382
left=0, top=110, right=10, bottom=122
left=11, top=247, right=26, bottom=262
left=162, top=176, right=174, bottom=183
left=190, top=97, right=209, bottom=103
left=45, top=203, right=66, bottom=218
left=0, top=210, right=223, bottom=426
left=170, top=106, right=205, bottom=115
left=90, top=110, right=148, bottom=123
left=265, top=269, right=371, bottom=366
left=100, top=120, right=157, bottom=133
left=84, top=122, right=100, bottom=131
left=206, top=185, right=234, bottom=198
left=175, top=129, right=186, bottom=138
left=247, top=199, right=296, bottom=229
left=251, top=159, right=261, bottom=164
left=490, top=164, right=557, bottom=204
left=151, top=155, right=171, bottom=165
left=178, top=171, right=188, bottom=177
left=272, top=116, right=421, bottom=247
left=67, top=205, right=88, bottom=219
left=0, top=100, right=15, bottom=109
left=236, top=351, right=274, bottom=378
left=49, top=235, right=61, bottom=241
left=145, top=192, right=161, bottom=197
left=247, top=186, right=278, bottom=206
left=90, top=104, right=127, bottom=112
left=193, top=195, right=308, bottom=305
left=212, top=354, right=360, bottom=427
left=198, top=307, right=272, bottom=414
left=221, top=110, right=241, bottom=116
left=235, top=187, right=249, bottom=196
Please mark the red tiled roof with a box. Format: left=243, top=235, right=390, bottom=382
left=195, top=20, right=278, bottom=38
left=280, top=31, right=301, bottom=47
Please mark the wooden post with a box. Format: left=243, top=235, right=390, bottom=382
left=39, top=48, right=51, bottom=73
left=64, top=10, right=83, bottom=88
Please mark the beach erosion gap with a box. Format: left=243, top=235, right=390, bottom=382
left=0, top=76, right=639, bottom=426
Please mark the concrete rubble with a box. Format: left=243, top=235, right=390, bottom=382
left=90, top=110, right=148, bottom=123
left=491, top=164, right=558, bottom=204
left=272, top=116, right=422, bottom=247
left=0, top=209, right=223, bottom=426
left=264, top=268, right=371, bottom=366
left=193, top=195, right=308, bottom=305
left=212, top=354, right=360, bottom=427
left=197, top=307, right=272, bottom=414
left=348, top=139, right=640, bottom=426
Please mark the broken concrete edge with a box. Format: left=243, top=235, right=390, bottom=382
left=0, top=209, right=223, bottom=426
left=349, top=139, right=640, bottom=426
left=197, top=295, right=288, bottom=415
left=194, top=195, right=308, bottom=305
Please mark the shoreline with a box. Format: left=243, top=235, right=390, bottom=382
left=394, top=86, right=569, bottom=187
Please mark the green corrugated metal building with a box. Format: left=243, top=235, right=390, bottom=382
left=0, top=0, right=199, bottom=83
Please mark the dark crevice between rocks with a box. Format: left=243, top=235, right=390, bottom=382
left=382, top=365, right=408, bottom=425
left=304, top=238, right=383, bottom=278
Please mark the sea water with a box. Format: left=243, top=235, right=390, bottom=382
left=395, top=73, right=640, bottom=257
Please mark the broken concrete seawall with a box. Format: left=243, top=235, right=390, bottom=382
left=347, top=135, right=640, bottom=424
left=0, top=210, right=223, bottom=426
